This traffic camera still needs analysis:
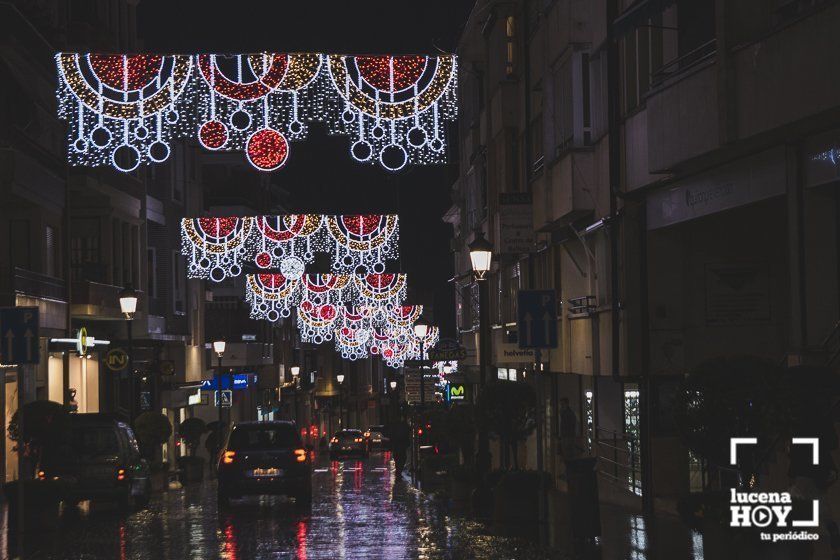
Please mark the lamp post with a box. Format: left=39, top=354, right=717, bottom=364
left=213, top=340, right=226, bottom=460
left=290, top=366, right=300, bottom=425
left=119, top=285, right=138, bottom=422
left=469, top=231, right=493, bottom=478
left=413, top=315, right=430, bottom=407
left=336, top=373, right=345, bottom=428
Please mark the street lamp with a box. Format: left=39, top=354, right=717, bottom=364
left=290, top=366, right=300, bottom=425
left=468, top=231, right=493, bottom=280
left=119, top=285, right=138, bottom=422
left=336, top=373, right=345, bottom=428
left=414, top=315, right=430, bottom=406
left=213, top=339, right=226, bottom=460
left=389, top=380, right=398, bottom=391
left=469, top=231, right=493, bottom=479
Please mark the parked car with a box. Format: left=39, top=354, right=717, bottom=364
left=217, top=421, right=312, bottom=508
left=364, top=425, right=390, bottom=451
left=329, top=429, right=369, bottom=460
left=40, top=413, right=151, bottom=508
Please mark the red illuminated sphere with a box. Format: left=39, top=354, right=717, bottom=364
left=246, top=128, right=289, bottom=171
left=199, top=120, right=228, bottom=150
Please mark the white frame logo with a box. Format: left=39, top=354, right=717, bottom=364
left=729, top=437, right=821, bottom=542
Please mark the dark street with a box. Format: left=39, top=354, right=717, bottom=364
left=16, top=453, right=555, bottom=560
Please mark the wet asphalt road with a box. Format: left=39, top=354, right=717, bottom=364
left=18, top=451, right=558, bottom=560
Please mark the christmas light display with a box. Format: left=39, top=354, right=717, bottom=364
left=56, top=52, right=458, bottom=171
left=56, top=53, right=194, bottom=172
left=245, top=273, right=406, bottom=322
left=181, top=214, right=399, bottom=280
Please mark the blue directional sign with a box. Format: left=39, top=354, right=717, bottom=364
left=201, top=373, right=256, bottom=391
left=0, top=307, right=40, bottom=364
left=517, top=290, right=558, bottom=349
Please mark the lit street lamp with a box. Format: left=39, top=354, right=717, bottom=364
left=469, top=231, right=493, bottom=478
left=336, top=373, right=345, bottom=428
left=414, top=315, right=429, bottom=406
left=119, top=285, right=138, bottom=422
left=291, top=366, right=300, bottom=425
left=213, top=339, right=226, bottom=460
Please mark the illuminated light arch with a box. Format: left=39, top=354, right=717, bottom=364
left=56, top=52, right=457, bottom=172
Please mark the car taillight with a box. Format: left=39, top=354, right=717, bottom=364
left=354, top=437, right=363, bottom=443
left=294, top=448, right=307, bottom=463
left=222, top=450, right=236, bottom=464
left=330, top=437, right=338, bottom=444
left=116, top=468, right=126, bottom=481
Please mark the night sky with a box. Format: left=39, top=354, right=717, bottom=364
left=137, top=0, right=476, bottom=337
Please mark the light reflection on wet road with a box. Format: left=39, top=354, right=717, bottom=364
left=23, top=452, right=558, bottom=560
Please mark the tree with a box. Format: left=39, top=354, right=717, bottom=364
left=133, top=412, right=172, bottom=461
left=178, top=417, right=206, bottom=456
left=8, top=400, right=71, bottom=470
left=673, top=355, right=788, bottom=486
left=476, top=381, right=536, bottom=469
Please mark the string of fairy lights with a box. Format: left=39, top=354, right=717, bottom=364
left=181, top=215, right=438, bottom=368
left=56, top=52, right=457, bottom=173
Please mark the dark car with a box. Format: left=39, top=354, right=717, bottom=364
left=329, top=429, right=368, bottom=460
left=41, top=413, right=151, bottom=508
left=364, top=425, right=390, bottom=451
left=217, top=421, right=312, bottom=508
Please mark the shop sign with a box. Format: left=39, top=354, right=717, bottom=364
left=201, top=373, right=256, bottom=390
left=445, top=383, right=466, bottom=403
left=105, top=348, right=128, bottom=371
left=497, top=192, right=534, bottom=254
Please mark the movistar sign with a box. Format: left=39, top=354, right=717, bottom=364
left=446, top=383, right=466, bottom=403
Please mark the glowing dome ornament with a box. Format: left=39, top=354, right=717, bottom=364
left=55, top=53, right=193, bottom=170
left=181, top=214, right=399, bottom=281
left=56, top=52, right=457, bottom=172
left=180, top=217, right=253, bottom=281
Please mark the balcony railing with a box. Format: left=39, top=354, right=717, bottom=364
left=13, top=267, right=66, bottom=302
left=650, top=38, right=717, bottom=88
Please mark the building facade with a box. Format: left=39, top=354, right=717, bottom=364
left=448, top=0, right=840, bottom=519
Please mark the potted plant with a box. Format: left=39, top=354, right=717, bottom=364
left=176, top=417, right=206, bottom=483
left=133, top=412, right=172, bottom=492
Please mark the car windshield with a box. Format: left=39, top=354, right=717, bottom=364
left=228, top=424, right=301, bottom=450
left=73, top=426, right=120, bottom=458
left=338, top=430, right=362, bottom=439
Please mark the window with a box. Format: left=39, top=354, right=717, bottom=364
left=465, top=167, right=487, bottom=230
left=10, top=219, right=31, bottom=271
left=621, top=20, right=664, bottom=114
left=71, top=217, right=101, bottom=282
left=172, top=147, right=184, bottom=204
left=552, top=51, right=592, bottom=156
left=172, top=250, right=186, bottom=315
left=505, top=16, right=516, bottom=76
left=147, top=248, right=157, bottom=298
left=45, top=225, right=58, bottom=277
left=584, top=390, right=595, bottom=453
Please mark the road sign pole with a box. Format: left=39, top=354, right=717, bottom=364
left=476, top=279, right=491, bottom=478
left=127, top=318, right=135, bottom=423
left=534, top=349, right=547, bottom=546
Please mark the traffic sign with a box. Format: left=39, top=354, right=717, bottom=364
left=105, top=348, right=129, bottom=371
left=0, top=307, right=40, bottom=364
left=517, top=290, right=558, bottom=349
left=215, top=390, right=233, bottom=408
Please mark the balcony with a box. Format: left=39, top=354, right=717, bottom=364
left=646, top=44, right=719, bottom=173
left=733, top=3, right=840, bottom=141
left=71, top=280, right=136, bottom=320
left=13, top=268, right=66, bottom=302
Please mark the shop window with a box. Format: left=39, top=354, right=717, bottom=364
left=624, top=383, right=642, bottom=495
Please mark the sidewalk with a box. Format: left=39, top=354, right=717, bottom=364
left=548, top=491, right=831, bottom=559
